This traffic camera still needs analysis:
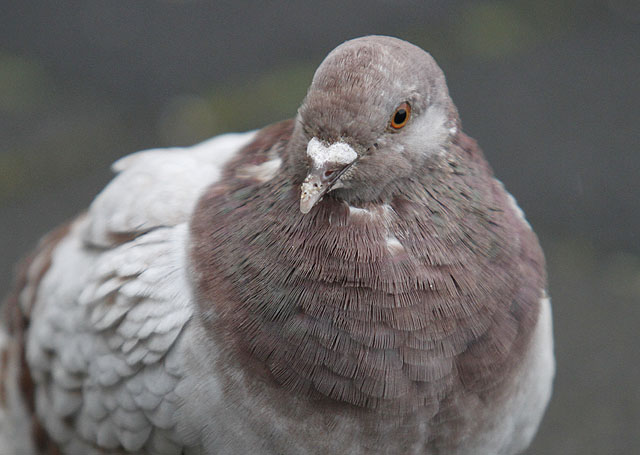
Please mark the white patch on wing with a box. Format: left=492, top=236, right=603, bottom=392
left=459, top=294, right=554, bottom=454
left=237, top=157, right=282, bottom=183
left=25, top=219, right=195, bottom=453
left=307, top=138, right=357, bottom=167
left=506, top=192, right=531, bottom=229
left=113, top=130, right=257, bottom=173
left=501, top=295, right=555, bottom=452
left=84, top=130, right=257, bottom=247
left=492, top=178, right=533, bottom=232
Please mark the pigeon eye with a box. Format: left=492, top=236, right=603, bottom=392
left=390, top=102, right=411, bottom=129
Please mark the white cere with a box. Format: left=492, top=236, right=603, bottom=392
left=307, top=138, right=357, bottom=167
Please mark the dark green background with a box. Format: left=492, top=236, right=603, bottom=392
left=1, top=1, right=638, bottom=453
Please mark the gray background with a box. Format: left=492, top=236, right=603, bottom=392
left=1, top=0, right=638, bottom=453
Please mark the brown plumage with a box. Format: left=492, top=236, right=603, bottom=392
left=1, top=36, right=553, bottom=454
left=191, top=119, right=544, bottom=412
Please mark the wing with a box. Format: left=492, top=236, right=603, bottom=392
left=85, top=131, right=255, bottom=247
left=3, top=131, right=256, bottom=454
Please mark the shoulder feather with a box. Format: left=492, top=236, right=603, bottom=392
left=83, top=131, right=256, bottom=248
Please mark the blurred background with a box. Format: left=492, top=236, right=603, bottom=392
left=1, top=0, right=638, bottom=452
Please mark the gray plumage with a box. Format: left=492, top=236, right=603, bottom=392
left=1, top=36, right=554, bottom=454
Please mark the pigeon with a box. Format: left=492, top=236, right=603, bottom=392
left=0, top=35, right=554, bottom=454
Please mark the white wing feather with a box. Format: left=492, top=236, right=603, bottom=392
left=84, top=131, right=255, bottom=247
left=21, top=130, right=256, bottom=454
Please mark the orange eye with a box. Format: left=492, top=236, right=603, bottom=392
left=390, top=102, right=411, bottom=129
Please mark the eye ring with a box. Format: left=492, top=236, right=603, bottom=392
left=390, top=102, right=411, bottom=129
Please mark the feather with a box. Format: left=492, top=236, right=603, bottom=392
left=1, top=36, right=553, bottom=455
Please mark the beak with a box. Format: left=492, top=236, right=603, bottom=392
left=300, top=138, right=358, bottom=214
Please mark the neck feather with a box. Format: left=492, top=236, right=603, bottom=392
left=190, top=123, right=545, bottom=414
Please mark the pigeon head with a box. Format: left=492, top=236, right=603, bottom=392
left=294, top=35, right=459, bottom=213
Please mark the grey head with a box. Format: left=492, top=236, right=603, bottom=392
left=292, top=35, right=460, bottom=213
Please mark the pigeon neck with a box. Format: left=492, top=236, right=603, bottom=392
left=189, top=122, right=545, bottom=414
